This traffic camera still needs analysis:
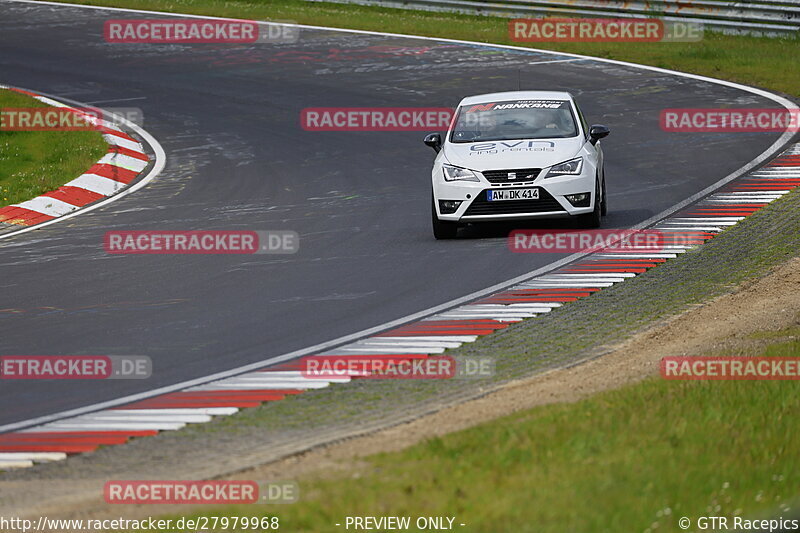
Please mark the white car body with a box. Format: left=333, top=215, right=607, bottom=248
left=427, top=91, right=608, bottom=238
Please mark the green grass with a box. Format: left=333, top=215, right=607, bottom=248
left=0, top=89, right=108, bottom=207
left=165, top=327, right=800, bottom=532
left=750, top=326, right=800, bottom=341
left=37, top=0, right=800, bottom=97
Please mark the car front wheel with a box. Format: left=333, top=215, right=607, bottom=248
left=577, top=177, right=602, bottom=229
left=432, top=195, right=459, bottom=239
left=600, top=166, right=608, bottom=217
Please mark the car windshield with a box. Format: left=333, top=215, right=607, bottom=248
left=450, top=99, right=578, bottom=143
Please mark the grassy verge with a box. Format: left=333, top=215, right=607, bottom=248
left=0, top=89, right=108, bottom=207
left=168, top=324, right=800, bottom=532
left=39, top=0, right=800, bottom=97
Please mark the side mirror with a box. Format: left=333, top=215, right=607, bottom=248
left=423, top=133, right=442, bottom=153
left=589, top=124, right=610, bottom=145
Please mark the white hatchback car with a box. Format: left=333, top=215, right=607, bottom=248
left=425, top=91, right=609, bottom=239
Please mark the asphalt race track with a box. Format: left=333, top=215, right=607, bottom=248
left=0, top=1, right=789, bottom=426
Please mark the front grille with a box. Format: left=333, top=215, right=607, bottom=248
left=481, top=168, right=541, bottom=184
left=463, top=188, right=565, bottom=216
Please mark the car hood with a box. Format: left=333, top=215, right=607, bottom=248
left=442, top=136, right=585, bottom=171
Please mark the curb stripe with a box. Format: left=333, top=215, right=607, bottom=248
left=12, top=197, right=77, bottom=217
left=108, top=145, right=149, bottom=162
left=41, top=186, right=105, bottom=207
left=86, top=163, right=141, bottom=184
left=0, top=86, right=151, bottom=233
left=0, top=207, right=55, bottom=226
left=66, top=174, right=126, bottom=195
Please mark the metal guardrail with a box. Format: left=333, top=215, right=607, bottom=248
left=315, top=0, right=800, bottom=35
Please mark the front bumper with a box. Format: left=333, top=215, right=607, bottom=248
left=433, top=170, right=596, bottom=222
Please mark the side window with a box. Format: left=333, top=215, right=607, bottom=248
left=574, top=102, right=590, bottom=140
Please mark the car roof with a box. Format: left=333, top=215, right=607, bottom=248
left=458, top=91, right=574, bottom=106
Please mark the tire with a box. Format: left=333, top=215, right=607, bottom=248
left=432, top=195, right=459, bottom=239
left=600, top=166, right=608, bottom=216
left=577, top=178, right=602, bottom=229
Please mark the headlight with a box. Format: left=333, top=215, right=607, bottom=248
left=442, top=164, right=479, bottom=182
left=545, top=157, right=583, bottom=178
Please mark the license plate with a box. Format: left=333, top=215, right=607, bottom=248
left=486, top=188, right=540, bottom=202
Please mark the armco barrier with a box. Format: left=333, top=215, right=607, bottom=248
left=312, top=0, right=800, bottom=35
